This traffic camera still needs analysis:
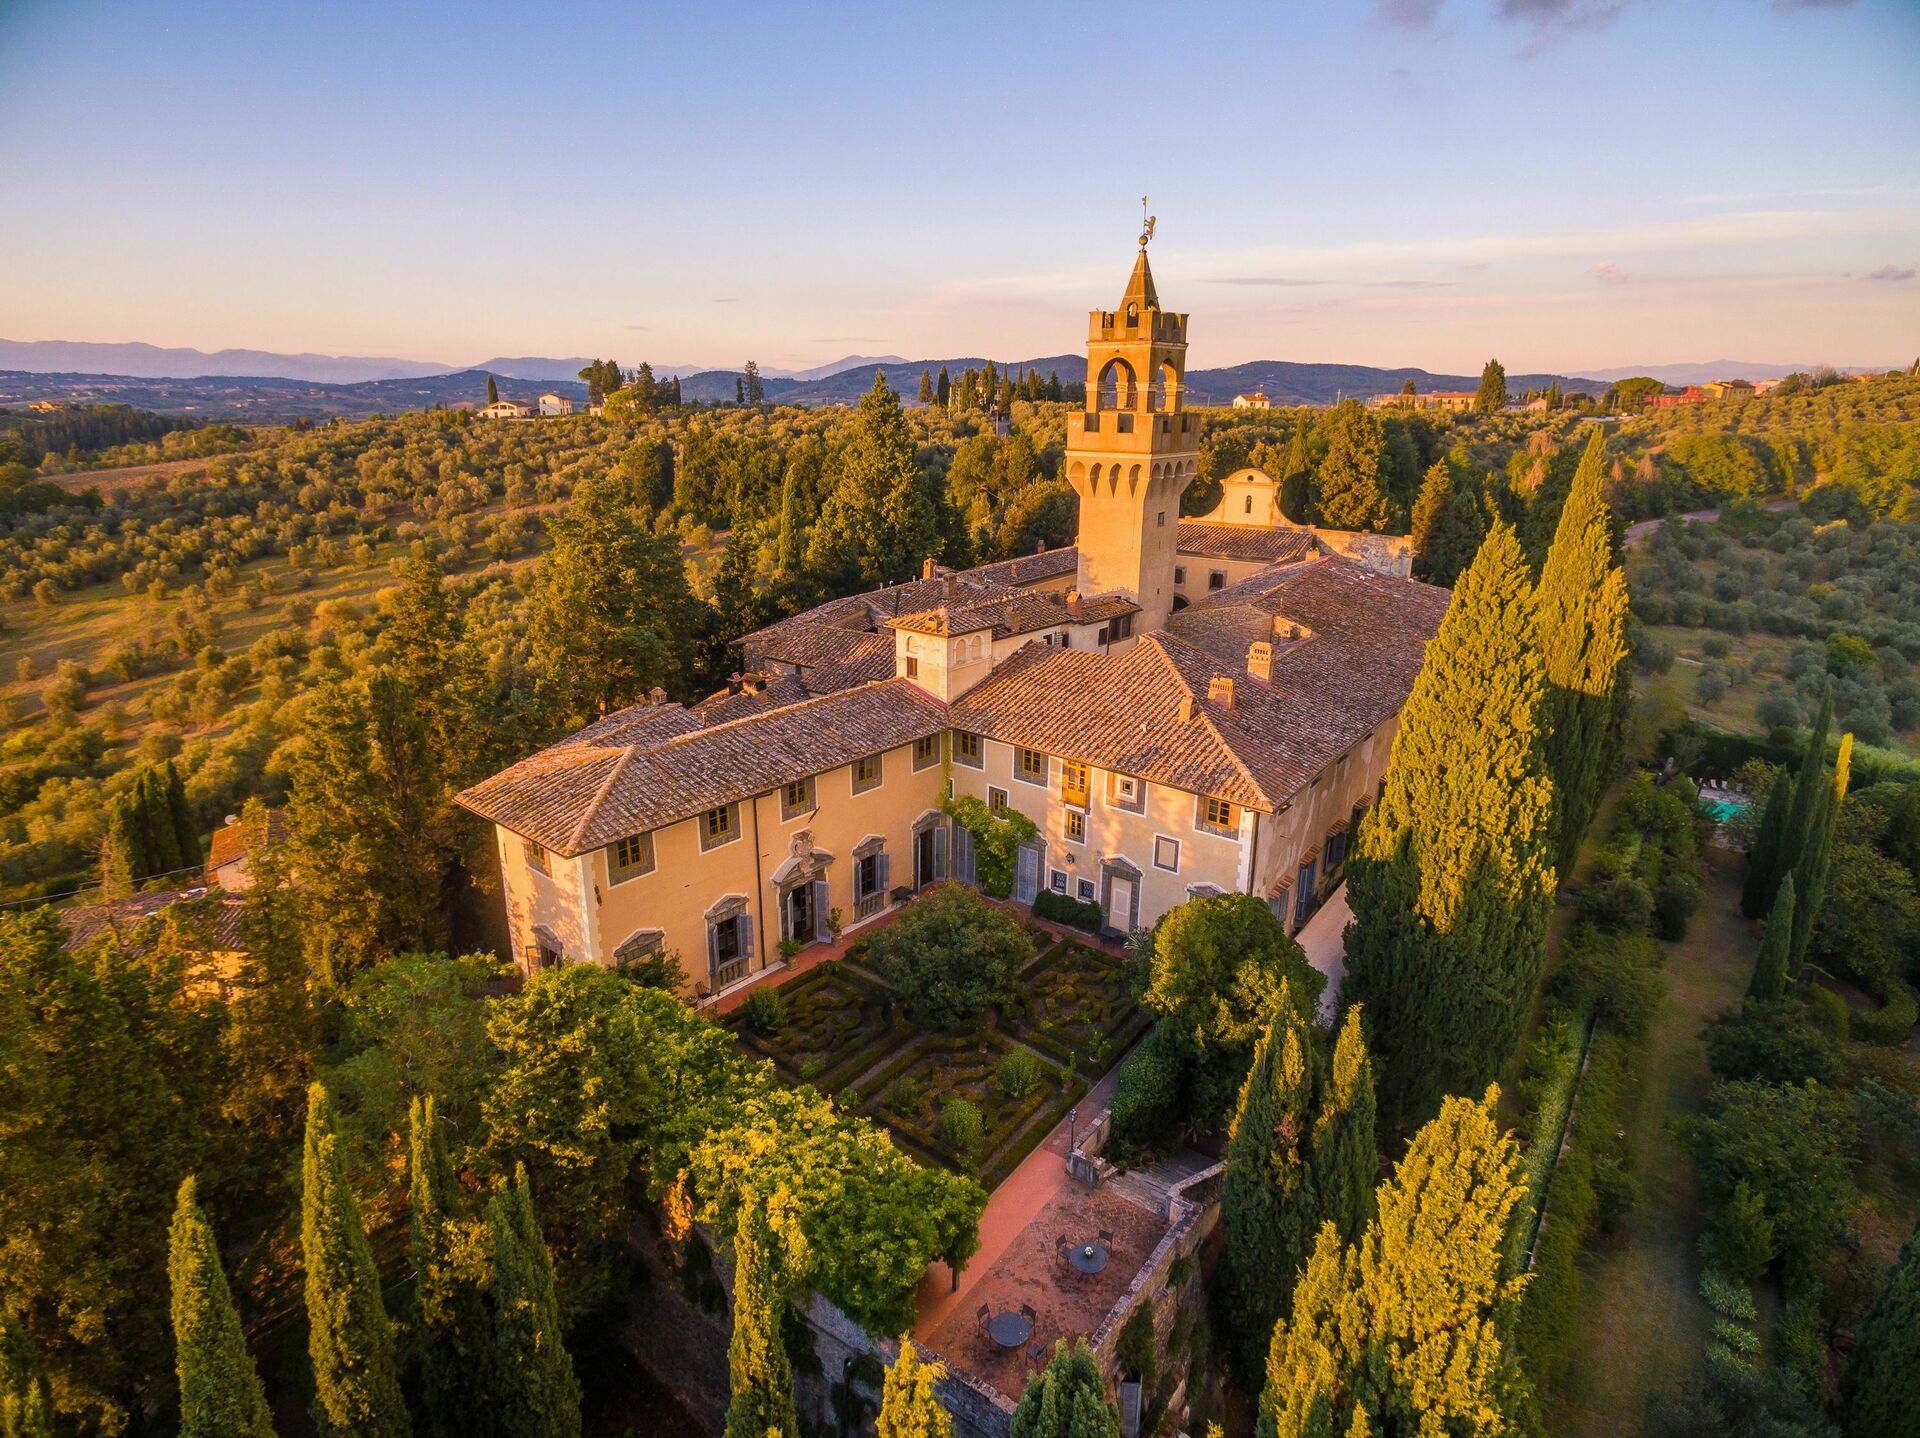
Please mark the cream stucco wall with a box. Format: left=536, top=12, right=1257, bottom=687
left=494, top=735, right=949, bottom=999
left=949, top=735, right=1249, bottom=935
left=1249, top=715, right=1401, bottom=931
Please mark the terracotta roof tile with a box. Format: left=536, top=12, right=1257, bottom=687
left=1176, top=521, right=1316, bottom=564
left=61, top=887, right=248, bottom=954
left=456, top=680, right=948, bottom=855
left=206, top=809, right=288, bottom=871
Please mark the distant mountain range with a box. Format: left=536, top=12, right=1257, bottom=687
left=1571, top=360, right=1871, bottom=386
left=0, top=353, right=1616, bottom=421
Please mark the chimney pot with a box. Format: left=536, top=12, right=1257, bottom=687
left=1066, top=588, right=1083, bottom=617
left=1247, top=641, right=1274, bottom=683
left=1208, top=675, right=1236, bottom=710
left=922, top=557, right=937, bottom=580
left=648, top=686, right=667, bottom=705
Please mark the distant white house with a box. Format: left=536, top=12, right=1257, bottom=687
left=538, top=392, right=574, bottom=416
left=1232, top=391, right=1271, bottom=410
left=477, top=399, right=534, bottom=420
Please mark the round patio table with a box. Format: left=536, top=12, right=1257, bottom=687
left=988, top=1312, right=1034, bottom=1350
left=1069, top=1241, right=1110, bottom=1275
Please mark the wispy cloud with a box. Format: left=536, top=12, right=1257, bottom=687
left=1368, top=279, right=1457, bottom=289
left=623, top=323, right=650, bottom=330
left=1376, top=0, right=1445, bottom=27
left=712, top=297, right=739, bottom=304
left=1209, top=276, right=1327, bottom=287
left=1774, top=0, right=1854, bottom=11
left=1867, top=264, right=1916, bottom=282
left=1590, top=260, right=1627, bottom=283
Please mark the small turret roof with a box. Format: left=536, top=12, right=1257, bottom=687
left=1123, top=246, right=1159, bottom=312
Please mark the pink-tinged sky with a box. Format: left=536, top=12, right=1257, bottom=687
left=1, top=0, right=1916, bottom=375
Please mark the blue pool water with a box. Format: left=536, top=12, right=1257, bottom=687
left=1704, top=798, right=1748, bottom=823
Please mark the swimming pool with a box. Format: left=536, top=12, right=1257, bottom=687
left=1703, top=797, right=1749, bottom=823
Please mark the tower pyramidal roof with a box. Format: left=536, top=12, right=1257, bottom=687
left=1122, top=245, right=1159, bottom=311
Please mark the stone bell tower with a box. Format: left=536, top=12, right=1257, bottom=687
left=1064, top=226, right=1199, bottom=637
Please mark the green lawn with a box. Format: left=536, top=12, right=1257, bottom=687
left=1544, top=845, right=1754, bottom=1436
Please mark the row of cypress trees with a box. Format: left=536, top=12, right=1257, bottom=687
left=1743, top=683, right=1856, bottom=999
left=1216, top=1004, right=1377, bottom=1389
left=166, top=1087, right=579, bottom=1438
left=1344, top=426, right=1630, bottom=1129
left=101, top=760, right=203, bottom=895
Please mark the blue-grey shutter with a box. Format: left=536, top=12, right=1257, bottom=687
left=956, top=825, right=975, bottom=885
left=706, top=923, right=719, bottom=975
left=813, top=879, right=830, bottom=940
left=933, top=826, right=948, bottom=880
left=878, top=851, right=891, bottom=894
left=739, top=912, right=754, bottom=965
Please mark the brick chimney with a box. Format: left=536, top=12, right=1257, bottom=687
left=1247, top=641, right=1274, bottom=683
left=922, top=557, right=938, bottom=580
left=1066, top=588, right=1084, bottom=618
left=1208, top=675, right=1236, bottom=710
left=1177, top=695, right=1194, bottom=723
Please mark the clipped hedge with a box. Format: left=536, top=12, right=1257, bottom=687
left=1033, top=889, right=1105, bottom=933
left=1852, top=982, right=1920, bottom=1045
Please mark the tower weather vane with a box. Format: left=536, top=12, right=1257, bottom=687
left=1139, top=198, right=1156, bottom=248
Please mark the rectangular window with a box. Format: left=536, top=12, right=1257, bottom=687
left=700, top=803, right=739, bottom=851
left=913, top=733, right=941, bottom=770
left=1061, top=761, right=1089, bottom=807
left=782, top=776, right=814, bottom=820
left=954, top=730, right=984, bottom=768
left=988, top=786, right=1009, bottom=815
left=852, top=753, right=882, bottom=794
left=1174, top=565, right=1186, bottom=585
left=1157, top=511, right=1166, bottom=527
left=1050, top=869, right=1068, bottom=894
left=1154, top=835, right=1180, bottom=872
left=1065, top=809, right=1086, bottom=843
left=905, top=655, right=919, bottom=678
left=1016, top=747, right=1047, bottom=785
left=1326, top=825, right=1349, bottom=869
left=1208, top=570, right=1226, bottom=591
left=1201, top=796, right=1236, bottom=833
left=524, top=838, right=549, bottom=874
left=1110, top=614, right=1132, bottom=641
left=609, top=832, right=654, bottom=883
left=1077, top=877, right=1096, bottom=904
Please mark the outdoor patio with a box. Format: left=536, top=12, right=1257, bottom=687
left=915, top=1176, right=1166, bottom=1396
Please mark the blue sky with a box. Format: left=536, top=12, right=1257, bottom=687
left=2, top=0, right=1916, bottom=374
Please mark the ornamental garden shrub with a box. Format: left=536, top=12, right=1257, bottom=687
left=934, top=1097, right=983, bottom=1166
left=864, top=883, right=1032, bottom=1029
left=742, top=987, right=785, bottom=1037
left=996, top=1049, right=1042, bottom=1102
left=1033, top=889, right=1103, bottom=933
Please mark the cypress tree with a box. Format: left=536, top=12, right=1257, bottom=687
left=1219, top=1002, right=1320, bottom=1390
left=101, top=792, right=147, bottom=895
left=1009, top=1339, right=1119, bottom=1438
left=486, top=374, right=499, bottom=405
left=302, top=1083, right=409, bottom=1438
left=1746, top=873, right=1797, bottom=1001
left=1787, top=732, right=1852, bottom=976
left=409, top=1097, right=490, bottom=1438
left=877, top=1339, right=952, bottom=1438
left=724, top=1198, right=799, bottom=1438
left=0, top=1355, right=52, bottom=1438
left=1310, top=1006, right=1378, bottom=1244
left=140, top=768, right=185, bottom=875
left=165, top=760, right=202, bottom=869
left=1257, top=1088, right=1530, bottom=1438
left=1844, top=1215, right=1920, bottom=1438
left=169, top=1177, right=275, bottom=1438
left=1536, top=427, right=1630, bottom=875
left=1741, top=765, right=1797, bottom=919
left=774, top=465, right=808, bottom=587
left=1342, top=522, right=1555, bottom=1128
left=936, top=365, right=951, bottom=408
left=918, top=370, right=934, bottom=405
left=486, top=1166, right=581, bottom=1438
left=1764, top=683, right=1834, bottom=914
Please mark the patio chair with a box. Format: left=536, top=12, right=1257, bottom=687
left=1020, top=1303, right=1038, bottom=1326
left=1027, top=1340, right=1047, bottom=1364
left=1055, top=1233, right=1071, bottom=1264
left=976, top=1303, right=991, bottom=1332
left=1097, top=1229, right=1114, bottom=1249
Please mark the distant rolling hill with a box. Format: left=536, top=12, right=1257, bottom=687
left=0, top=356, right=1603, bottom=421
left=0, top=368, right=584, bottom=421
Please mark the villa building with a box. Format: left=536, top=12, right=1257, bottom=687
left=457, top=244, right=1447, bottom=1000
